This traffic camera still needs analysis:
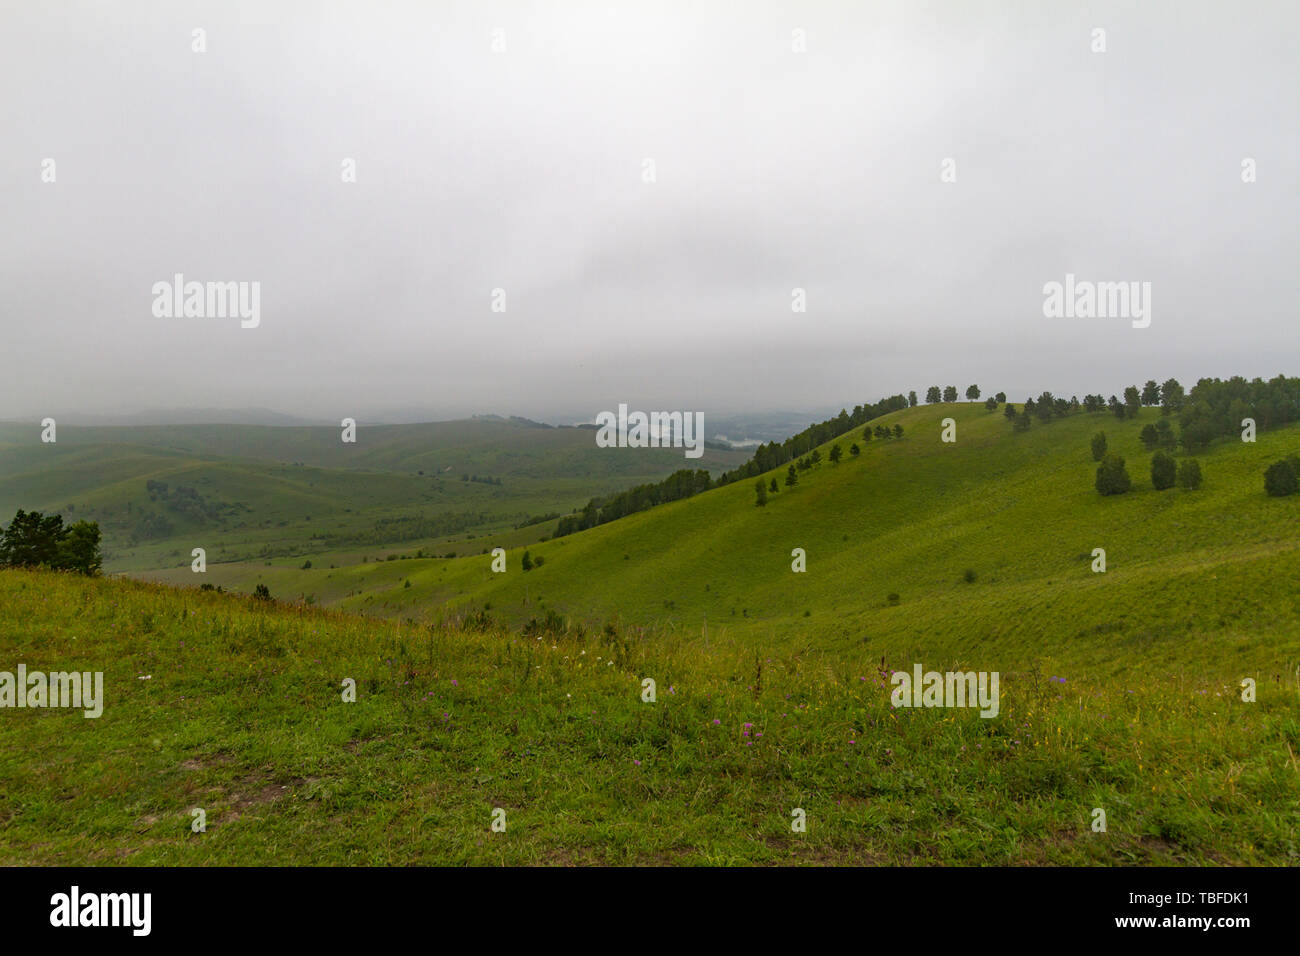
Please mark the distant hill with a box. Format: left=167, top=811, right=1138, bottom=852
left=0, top=418, right=748, bottom=572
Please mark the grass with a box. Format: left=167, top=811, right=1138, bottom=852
left=3, top=401, right=1299, bottom=864
left=0, top=418, right=747, bottom=573
left=0, top=569, right=1296, bottom=865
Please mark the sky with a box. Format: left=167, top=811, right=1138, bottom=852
left=2, top=1, right=1297, bottom=425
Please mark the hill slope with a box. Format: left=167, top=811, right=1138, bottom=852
left=240, top=402, right=1300, bottom=677
left=0, top=568, right=1295, bottom=865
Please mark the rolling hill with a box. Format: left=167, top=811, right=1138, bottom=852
left=169, top=402, right=1300, bottom=680
left=0, top=419, right=749, bottom=572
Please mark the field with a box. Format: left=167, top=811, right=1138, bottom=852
left=0, top=568, right=1296, bottom=865
left=0, top=418, right=747, bottom=573
left=1, top=401, right=1298, bottom=864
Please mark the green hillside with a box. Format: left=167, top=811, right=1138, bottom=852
left=2, top=401, right=1298, bottom=865
left=0, top=568, right=1295, bottom=865
left=0, top=419, right=747, bottom=573
left=199, top=403, right=1300, bottom=679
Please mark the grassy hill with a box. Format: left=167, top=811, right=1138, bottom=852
left=4, top=401, right=1298, bottom=864
left=0, top=567, right=1295, bottom=865
left=0, top=419, right=748, bottom=573
left=201, top=403, right=1300, bottom=680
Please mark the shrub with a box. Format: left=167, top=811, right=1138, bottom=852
left=253, top=584, right=272, bottom=601
left=1090, top=432, right=1107, bottom=462
left=1150, top=451, right=1177, bottom=491
left=1264, top=460, right=1298, bottom=497
left=963, top=569, right=977, bottom=583
left=1177, top=459, right=1202, bottom=491
left=887, top=592, right=900, bottom=606
left=1095, top=453, right=1132, bottom=496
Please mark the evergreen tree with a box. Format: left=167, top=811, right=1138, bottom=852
left=1150, top=450, right=1177, bottom=490
left=1091, top=432, right=1107, bottom=461
left=1095, top=454, right=1132, bottom=495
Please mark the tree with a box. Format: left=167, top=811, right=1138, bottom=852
left=0, top=510, right=102, bottom=575
left=785, top=465, right=798, bottom=487
left=943, top=385, right=958, bottom=403
left=1177, top=459, right=1202, bottom=491
left=1155, top=418, right=1176, bottom=449
left=769, top=477, right=779, bottom=492
left=810, top=449, right=822, bottom=466
left=1095, top=454, right=1132, bottom=495
left=1264, top=460, right=1298, bottom=497
left=754, top=479, right=768, bottom=506
left=55, top=521, right=102, bottom=575
left=1181, top=417, right=1218, bottom=453
left=984, top=397, right=998, bottom=412
left=892, top=424, right=903, bottom=438
left=0, top=509, right=63, bottom=567
left=908, top=391, right=918, bottom=407
left=828, top=443, right=842, bottom=464
left=1124, top=386, right=1141, bottom=417
left=849, top=443, right=860, bottom=457
left=1139, top=424, right=1160, bottom=450
left=966, top=384, right=980, bottom=401
left=995, top=392, right=1006, bottom=404
left=874, top=425, right=887, bottom=439
left=522, top=550, right=534, bottom=571
left=926, top=386, right=941, bottom=404
left=1150, top=450, right=1177, bottom=490
left=1014, top=410, right=1032, bottom=431
left=1142, top=380, right=1161, bottom=406
left=1090, top=432, right=1107, bottom=462
left=1024, top=397, right=1037, bottom=417
left=1003, top=402, right=1017, bottom=420
left=861, top=428, right=872, bottom=442
left=253, top=583, right=272, bottom=601
left=1161, top=378, right=1185, bottom=415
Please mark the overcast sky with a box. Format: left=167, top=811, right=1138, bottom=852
left=2, top=1, right=1296, bottom=425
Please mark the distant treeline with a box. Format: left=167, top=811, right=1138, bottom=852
left=1004, top=375, right=1300, bottom=451
left=553, top=393, right=909, bottom=538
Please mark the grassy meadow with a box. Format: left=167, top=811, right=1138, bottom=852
left=1, top=400, right=1298, bottom=864
left=0, top=568, right=1296, bottom=865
